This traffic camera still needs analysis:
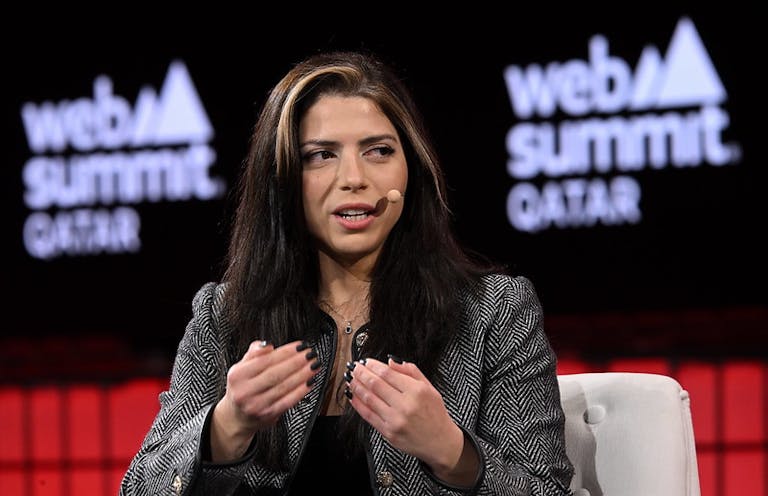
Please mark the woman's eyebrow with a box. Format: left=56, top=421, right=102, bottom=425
left=358, top=134, right=398, bottom=146
left=300, top=139, right=338, bottom=148
left=300, top=134, right=398, bottom=149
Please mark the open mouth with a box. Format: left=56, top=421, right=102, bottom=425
left=335, top=208, right=373, bottom=221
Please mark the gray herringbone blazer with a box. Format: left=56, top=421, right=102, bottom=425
left=119, top=274, right=573, bottom=495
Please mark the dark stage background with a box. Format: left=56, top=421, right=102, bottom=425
left=1, top=7, right=766, bottom=495
left=3, top=8, right=764, bottom=360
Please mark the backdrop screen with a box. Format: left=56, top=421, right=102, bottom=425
left=3, top=9, right=763, bottom=346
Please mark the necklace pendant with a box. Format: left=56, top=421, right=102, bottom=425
left=344, top=321, right=353, bottom=334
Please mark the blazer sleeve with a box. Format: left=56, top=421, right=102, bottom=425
left=470, top=275, right=574, bottom=495
left=118, top=282, right=257, bottom=496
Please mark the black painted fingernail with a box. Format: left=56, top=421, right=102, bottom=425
left=310, top=360, right=321, bottom=370
left=345, top=361, right=357, bottom=371
left=305, top=349, right=317, bottom=360
left=296, top=341, right=310, bottom=352
left=343, top=370, right=353, bottom=383
left=358, top=358, right=367, bottom=365
left=387, top=354, right=404, bottom=364
left=344, top=387, right=353, bottom=399
left=306, top=375, right=317, bottom=387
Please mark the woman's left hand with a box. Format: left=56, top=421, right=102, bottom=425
left=346, top=358, right=476, bottom=482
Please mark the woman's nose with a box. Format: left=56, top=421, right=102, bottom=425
left=338, top=153, right=367, bottom=191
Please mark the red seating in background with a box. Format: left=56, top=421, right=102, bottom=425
left=1, top=358, right=765, bottom=496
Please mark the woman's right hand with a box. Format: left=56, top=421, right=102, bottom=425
left=210, top=340, right=320, bottom=461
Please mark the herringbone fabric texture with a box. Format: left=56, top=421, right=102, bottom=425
left=119, top=274, right=573, bottom=495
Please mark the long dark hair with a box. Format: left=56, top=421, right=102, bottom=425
left=222, top=50, right=498, bottom=469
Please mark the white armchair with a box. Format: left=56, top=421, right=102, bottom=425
left=558, top=372, right=701, bottom=496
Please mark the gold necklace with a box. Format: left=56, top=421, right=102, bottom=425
left=319, top=300, right=368, bottom=334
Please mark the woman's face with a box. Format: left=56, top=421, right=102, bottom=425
left=299, top=95, right=408, bottom=267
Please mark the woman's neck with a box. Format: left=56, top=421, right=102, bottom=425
left=316, top=251, right=373, bottom=306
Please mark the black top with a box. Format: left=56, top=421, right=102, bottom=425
left=288, top=415, right=373, bottom=495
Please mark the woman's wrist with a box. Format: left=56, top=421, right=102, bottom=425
left=428, top=425, right=480, bottom=486
left=209, top=399, right=256, bottom=462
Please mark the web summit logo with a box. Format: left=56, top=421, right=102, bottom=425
left=20, top=60, right=225, bottom=259
left=503, top=17, right=741, bottom=232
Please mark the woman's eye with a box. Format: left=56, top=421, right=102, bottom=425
left=367, top=145, right=395, bottom=158
left=303, top=150, right=334, bottom=163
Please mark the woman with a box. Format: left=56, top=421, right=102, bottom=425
left=120, top=50, right=573, bottom=495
